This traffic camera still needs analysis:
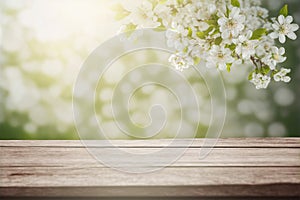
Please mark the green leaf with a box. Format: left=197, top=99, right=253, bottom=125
left=197, top=25, right=219, bottom=39
left=188, top=27, right=193, bottom=38
left=148, top=0, right=158, bottom=7
left=154, top=26, right=166, bottom=32
left=159, top=0, right=168, bottom=4
left=231, top=0, right=240, bottom=7
left=154, top=18, right=166, bottom=31
left=261, top=66, right=270, bottom=75
left=196, top=31, right=206, bottom=39
left=111, top=4, right=130, bottom=20
left=205, top=19, right=217, bottom=26
left=251, top=28, right=267, bottom=40
left=177, top=0, right=184, bottom=4
left=226, top=63, right=232, bottom=72
left=205, top=26, right=214, bottom=34
left=193, top=57, right=201, bottom=65
left=123, top=23, right=137, bottom=37
left=248, top=71, right=254, bottom=80
left=206, top=14, right=219, bottom=26
left=124, top=23, right=137, bottom=31
left=183, top=47, right=188, bottom=53
left=114, top=12, right=130, bottom=20
left=226, top=6, right=231, bottom=17
left=271, top=69, right=279, bottom=77
left=214, top=37, right=222, bottom=45
left=226, top=44, right=236, bottom=51
left=279, top=4, right=288, bottom=17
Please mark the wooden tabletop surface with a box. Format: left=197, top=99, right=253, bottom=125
left=0, top=138, right=300, bottom=199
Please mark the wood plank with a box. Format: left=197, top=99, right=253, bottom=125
left=1, top=138, right=300, bottom=148
left=1, top=184, right=300, bottom=198
left=1, top=147, right=300, bottom=167
left=1, top=166, right=300, bottom=186
left=0, top=139, right=300, bottom=198
left=1, top=167, right=300, bottom=197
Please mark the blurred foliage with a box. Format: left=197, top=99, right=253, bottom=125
left=0, top=0, right=300, bottom=139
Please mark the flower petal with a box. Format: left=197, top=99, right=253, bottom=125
left=217, top=18, right=227, bottom=25
left=278, top=15, right=284, bottom=24
left=218, top=63, right=226, bottom=71
left=290, top=24, right=299, bottom=32
left=279, top=56, right=287, bottom=63
left=286, top=16, right=293, bottom=24
left=272, top=23, right=279, bottom=30
left=221, top=31, right=230, bottom=39
left=246, top=30, right=253, bottom=39
left=279, top=34, right=286, bottom=43
left=274, top=75, right=280, bottom=82
left=239, top=15, right=246, bottom=23
left=198, top=22, right=209, bottom=31
left=287, top=32, right=297, bottom=40
left=230, top=7, right=240, bottom=19
left=269, top=32, right=278, bottom=39
left=279, top=47, right=285, bottom=55
left=284, top=76, right=291, bottom=83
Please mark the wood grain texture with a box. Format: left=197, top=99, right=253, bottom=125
left=0, top=138, right=300, bottom=198
left=1, top=138, right=300, bottom=147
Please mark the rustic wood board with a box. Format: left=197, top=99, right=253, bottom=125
left=0, top=138, right=300, bottom=198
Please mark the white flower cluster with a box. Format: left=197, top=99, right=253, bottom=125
left=115, top=0, right=299, bottom=89
left=273, top=68, right=291, bottom=83
left=250, top=72, right=271, bottom=89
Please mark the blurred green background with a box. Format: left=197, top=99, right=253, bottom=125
left=0, top=0, right=299, bottom=139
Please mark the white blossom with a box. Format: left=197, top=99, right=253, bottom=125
left=206, top=45, right=234, bottom=70
left=269, top=15, right=299, bottom=43
left=116, top=0, right=299, bottom=89
left=168, top=53, right=193, bottom=71
left=262, top=47, right=286, bottom=70
left=255, top=7, right=268, bottom=19
left=130, top=1, right=160, bottom=28
left=154, top=3, right=171, bottom=27
left=250, top=73, right=271, bottom=89
left=166, top=29, right=188, bottom=51
left=196, top=3, right=216, bottom=20
left=234, top=31, right=258, bottom=59
left=255, top=36, right=274, bottom=57
left=274, top=68, right=291, bottom=83
left=218, top=7, right=245, bottom=39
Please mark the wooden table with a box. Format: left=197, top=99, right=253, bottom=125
left=0, top=138, right=300, bottom=199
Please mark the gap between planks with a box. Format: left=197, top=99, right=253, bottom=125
left=1, top=138, right=300, bottom=148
